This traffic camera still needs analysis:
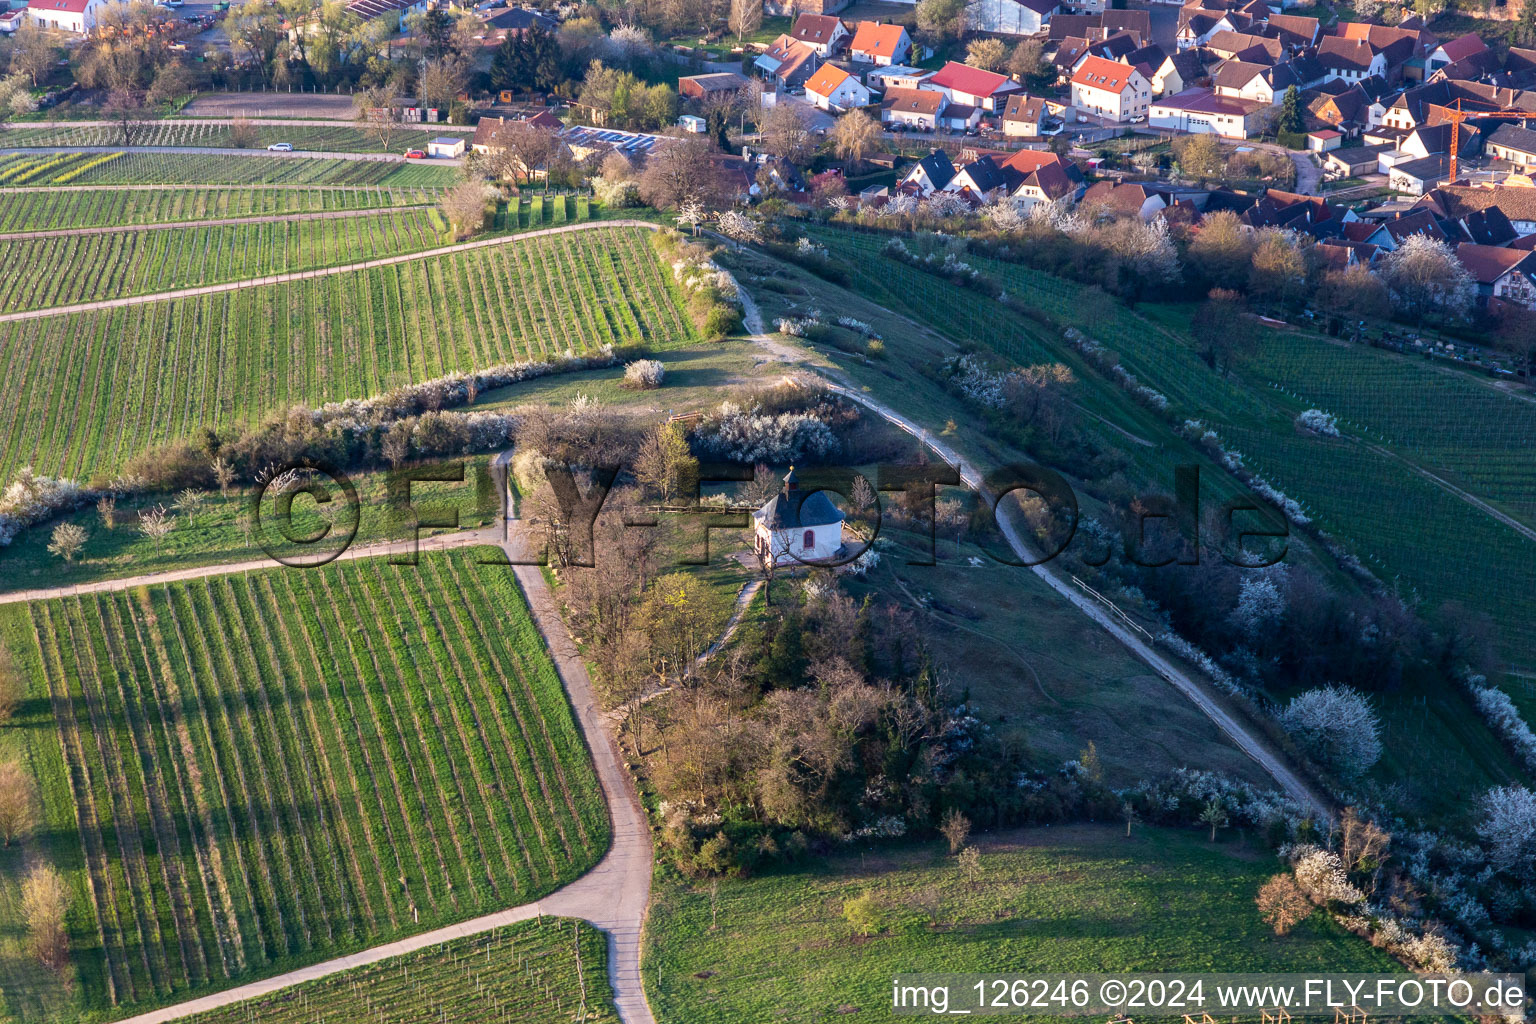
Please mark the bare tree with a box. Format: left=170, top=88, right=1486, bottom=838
left=96, top=494, right=116, bottom=530
left=0, top=761, right=34, bottom=846
left=228, top=115, right=258, bottom=149
left=418, top=56, right=466, bottom=112
left=759, top=101, right=815, bottom=164
left=21, top=864, right=68, bottom=972
left=9, top=24, right=58, bottom=89
left=211, top=456, right=236, bottom=496
left=829, top=108, right=880, bottom=173
left=1256, top=873, right=1313, bottom=935
left=940, top=808, right=971, bottom=854
left=729, top=0, right=763, bottom=41
left=47, top=522, right=87, bottom=563
left=438, top=180, right=496, bottom=239
left=104, top=88, right=151, bottom=147
left=355, top=85, right=406, bottom=152
left=638, top=132, right=730, bottom=211
left=487, top=118, right=558, bottom=184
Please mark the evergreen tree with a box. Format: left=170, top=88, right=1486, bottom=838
left=492, top=23, right=562, bottom=93
left=1278, top=85, right=1304, bottom=135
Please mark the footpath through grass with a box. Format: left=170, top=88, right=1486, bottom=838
left=179, top=919, right=615, bottom=1024
left=646, top=824, right=1406, bottom=1024
left=0, top=548, right=608, bottom=1022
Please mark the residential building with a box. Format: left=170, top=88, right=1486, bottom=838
left=1426, top=33, right=1491, bottom=77
left=1318, top=37, right=1386, bottom=84
left=1080, top=180, right=1169, bottom=219
left=790, top=13, right=850, bottom=56
left=1389, top=154, right=1450, bottom=195
left=1486, top=123, right=1536, bottom=171
left=898, top=150, right=957, bottom=194
left=1456, top=243, right=1536, bottom=305
left=804, top=63, right=870, bottom=111
left=881, top=87, right=947, bottom=131
left=1071, top=54, right=1151, bottom=121
left=28, top=0, right=105, bottom=33
left=1001, top=93, right=1051, bottom=137
left=867, top=65, right=932, bottom=91
left=1153, top=50, right=1207, bottom=97
left=757, top=35, right=822, bottom=88
left=1150, top=86, right=1265, bottom=137
left=848, top=21, right=911, bottom=64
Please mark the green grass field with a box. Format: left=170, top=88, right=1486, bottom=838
left=0, top=548, right=607, bottom=1023
left=5, top=124, right=474, bottom=155
left=645, top=823, right=1405, bottom=1024
left=0, top=186, right=441, bottom=230
left=0, top=152, right=458, bottom=187
left=179, top=919, right=615, bottom=1024
left=733, top=230, right=1532, bottom=828
left=0, top=225, right=691, bottom=485
left=0, top=209, right=451, bottom=312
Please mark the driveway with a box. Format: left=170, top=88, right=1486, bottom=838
left=1243, top=139, right=1321, bottom=194
left=772, top=92, right=836, bottom=132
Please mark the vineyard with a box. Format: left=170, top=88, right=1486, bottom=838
left=0, top=186, right=441, bottom=230
left=0, top=549, right=608, bottom=1022
left=181, top=920, right=615, bottom=1024
left=0, top=152, right=457, bottom=186
left=0, top=224, right=689, bottom=483
left=6, top=123, right=474, bottom=155
left=0, top=209, right=450, bottom=312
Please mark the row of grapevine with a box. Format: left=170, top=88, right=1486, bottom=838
left=182, top=919, right=615, bottom=1024
left=0, top=209, right=445, bottom=312
left=0, top=226, right=691, bottom=483
left=0, top=186, right=438, bottom=230
left=0, top=152, right=458, bottom=186
left=6, top=123, right=473, bottom=155
left=15, top=551, right=608, bottom=1017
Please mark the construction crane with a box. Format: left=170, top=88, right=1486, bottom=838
left=1442, top=98, right=1536, bottom=183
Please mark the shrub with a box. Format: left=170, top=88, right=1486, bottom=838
left=843, top=893, right=885, bottom=936
left=1295, top=409, right=1340, bottom=436
left=623, top=359, right=666, bottom=389
left=1279, top=685, right=1382, bottom=778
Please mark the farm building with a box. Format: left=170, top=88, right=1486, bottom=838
left=428, top=137, right=466, bottom=158
left=28, top=0, right=105, bottom=33
left=678, top=72, right=751, bottom=100
left=344, top=0, right=429, bottom=30
left=753, top=467, right=846, bottom=566
left=966, top=0, right=1061, bottom=35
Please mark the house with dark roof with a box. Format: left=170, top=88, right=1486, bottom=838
left=967, top=0, right=1061, bottom=35
left=1417, top=184, right=1536, bottom=234
left=1239, top=189, right=1354, bottom=236
left=753, top=467, right=846, bottom=565
left=943, top=155, right=1020, bottom=201
left=1265, top=14, right=1320, bottom=49
left=1177, top=8, right=1252, bottom=50
left=1080, top=180, right=1170, bottom=220
left=790, top=14, right=850, bottom=56
left=757, top=35, right=822, bottom=87
left=998, top=150, right=1085, bottom=209
left=1318, top=37, right=1386, bottom=84
left=1153, top=50, right=1208, bottom=97
left=1389, top=154, right=1451, bottom=195
left=1427, top=33, right=1492, bottom=77
left=1486, top=123, right=1536, bottom=171
left=679, top=72, right=751, bottom=100
left=1304, top=82, right=1372, bottom=133
left=898, top=149, right=957, bottom=194
left=1206, top=31, right=1282, bottom=64
left=1456, top=243, right=1536, bottom=306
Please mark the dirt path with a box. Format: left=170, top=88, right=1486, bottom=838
left=1356, top=437, right=1536, bottom=544
left=696, top=579, right=763, bottom=669
left=59, top=516, right=656, bottom=1024
left=0, top=204, right=433, bottom=242
left=0, top=218, right=659, bottom=324
left=730, top=274, right=1332, bottom=817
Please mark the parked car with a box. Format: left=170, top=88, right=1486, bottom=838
left=404, top=149, right=427, bottom=159
left=1040, top=121, right=1065, bottom=136
left=887, top=121, right=908, bottom=133
left=267, top=142, right=293, bottom=151
left=1129, top=114, right=1146, bottom=124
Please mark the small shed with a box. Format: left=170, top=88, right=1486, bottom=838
left=677, top=114, right=707, bottom=133
left=1307, top=129, right=1342, bottom=153
left=427, top=136, right=466, bottom=158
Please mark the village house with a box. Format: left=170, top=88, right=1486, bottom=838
left=1485, top=124, right=1536, bottom=172
left=753, top=467, right=846, bottom=566
left=790, top=13, right=850, bottom=56
left=848, top=21, right=912, bottom=65
left=1153, top=51, right=1207, bottom=97
left=1001, top=94, right=1052, bottom=137
left=28, top=0, right=106, bottom=33
left=1389, top=154, right=1450, bottom=196
left=1150, top=87, right=1266, bottom=138
left=1317, top=37, right=1386, bottom=84
left=897, top=150, right=957, bottom=194
left=882, top=87, right=947, bottom=131
left=1071, top=55, right=1151, bottom=121
left=1457, top=243, right=1536, bottom=306
left=804, top=64, right=871, bottom=112
left=757, top=36, right=823, bottom=88
left=1000, top=150, right=1086, bottom=209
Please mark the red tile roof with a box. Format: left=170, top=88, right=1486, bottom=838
left=850, top=21, right=908, bottom=59
left=791, top=14, right=845, bottom=44
left=1456, top=242, right=1536, bottom=284
left=881, top=87, right=945, bottom=115
left=927, top=61, right=1013, bottom=98
left=804, top=63, right=853, bottom=97
left=1073, top=54, right=1137, bottom=90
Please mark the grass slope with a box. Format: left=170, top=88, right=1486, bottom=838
left=180, top=919, right=615, bottom=1024
left=0, top=548, right=607, bottom=1022
left=646, top=824, right=1405, bottom=1024
left=0, top=225, right=692, bottom=484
